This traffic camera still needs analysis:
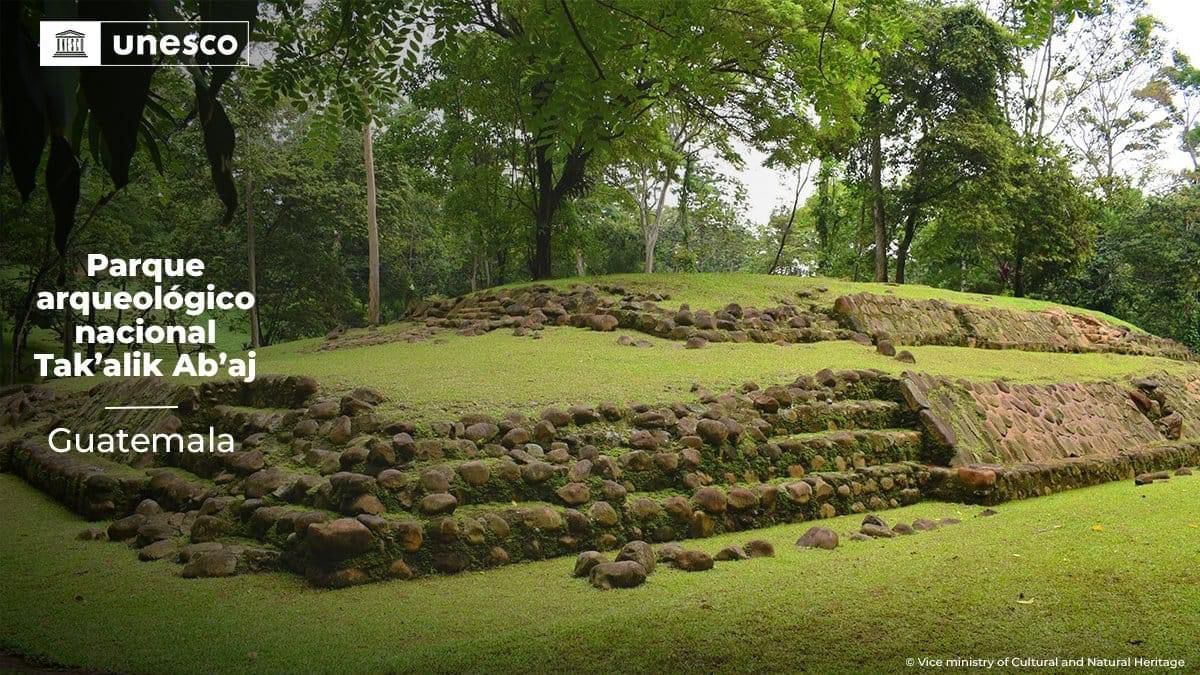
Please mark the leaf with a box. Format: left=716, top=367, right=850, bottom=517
left=0, top=0, right=47, bottom=200
left=138, top=125, right=164, bottom=175
left=79, top=0, right=155, bottom=189
left=1091, top=524, right=1104, bottom=532
left=46, top=135, right=81, bottom=254
left=199, top=0, right=259, bottom=95
left=196, top=87, right=238, bottom=222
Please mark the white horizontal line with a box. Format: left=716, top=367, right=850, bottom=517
left=104, top=405, right=179, bottom=410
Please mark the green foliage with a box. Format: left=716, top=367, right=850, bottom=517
left=395, top=0, right=902, bottom=277
left=1046, top=185, right=1200, bottom=348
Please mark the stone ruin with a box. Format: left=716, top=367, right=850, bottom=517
left=0, top=283, right=1196, bottom=588
left=3, top=361, right=1198, bottom=588
left=317, top=283, right=1193, bottom=362
left=833, top=293, right=1192, bottom=359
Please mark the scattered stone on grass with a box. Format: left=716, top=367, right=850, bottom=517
left=138, top=539, right=178, bottom=562
left=615, top=540, right=656, bottom=575
left=744, top=539, right=775, bottom=558
left=1176, top=467, right=1193, bottom=476
left=673, top=550, right=714, bottom=572
left=861, top=523, right=895, bottom=538
left=574, top=551, right=607, bottom=578
left=715, top=545, right=749, bottom=561
left=1135, top=471, right=1171, bottom=485
left=912, top=518, right=938, bottom=531
left=76, top=527, right=106, bottom=541
left=862, top=514, right=888, bottom=529
left=795, top=527, right=839, bottom=550
left=978, top=508, right=999, bottom=517
left=589, top=561, right=647, bottom=590
left=181, top=550, right=239, bottom=578
left=656, top=543, right=684, bottom=563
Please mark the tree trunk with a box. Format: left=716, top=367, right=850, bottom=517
left=870, top=131, right=887, bottom=282
left=894, top=207, right=919, bottom=284
left=9, top=248, right=55, bottom=384
left=363, top=120, right=381, bottom=324
left=533, top=202, right=554, bottom=280
left=769, top=170, right=806, bottom=274
left=642, top=165, right=673, bottom=274
left=1013, top=252, right=1026, bottom=297
left=245, top=169, right=261, bottom=348
left=815, top=161, right=831, bottom=273
left=529, top=139, right=589, bottom=280
left=852, top=196, right=867, bottom=283
left=62, top=307, right=73, bottom=359
left=574, top=249, right=586, bottom=277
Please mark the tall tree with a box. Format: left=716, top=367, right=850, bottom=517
left=364, top=120, right=381, bottom=324
left=858, top=3, right=1012, bottom=283
left=1060, top=4, right=1171, bottom=196
left=407, top=0, right=895, bottom=279
left=245, top=169, right=261, bottom=348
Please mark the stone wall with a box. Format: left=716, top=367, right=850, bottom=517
left=906, top=374, right=1163, bottom=466
left=1, top=440, right=147, bottom=519
left=1144, top=372, right=1200, bottom=439
left=271, top=462, right=931, bottom=586
left=7, top=362, right=1200, bottom=588
left=398, top=283, right=854, bottom=348
left=928, top=441, right=1200, bottom=505
left=834, top=294, right=968, bottom=346
left=833, top=292, right=1191, bottom=359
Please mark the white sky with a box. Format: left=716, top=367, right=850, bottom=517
left=733, top=0, right=1200, bottom=226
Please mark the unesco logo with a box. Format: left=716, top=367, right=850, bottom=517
left=54, top=29, right=88, bottom=58
left=40, top=20, right=249, bottom=67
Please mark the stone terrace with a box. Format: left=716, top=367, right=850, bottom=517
left=3, top=364, right=1198, bottom=588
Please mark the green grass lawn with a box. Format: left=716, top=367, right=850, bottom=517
left=2, top=473, right=1198, bottom=674
left=251, top=327, right=1197, bottom=421
left=503, top=272, right=1141, bottom=330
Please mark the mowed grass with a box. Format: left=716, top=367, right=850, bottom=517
left=504, top=272, right=1140, bottom=330
left=2, top=473, right=1199, bottom=674
left=252, top=327, right=1197, bottom=421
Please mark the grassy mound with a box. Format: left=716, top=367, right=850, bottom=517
left=2, top=473, right=1197, bottom=673
left=502, top=272, right=1139, bottom=328
left=256, top=328, right=1194, bottom=422
left=240, top=273, right=1192, bottom=421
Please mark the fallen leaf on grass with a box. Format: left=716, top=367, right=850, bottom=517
left=1091, top=524, right=1104, bottom=532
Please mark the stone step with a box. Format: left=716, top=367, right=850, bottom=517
left=764, top=428, right=924, bottom=472
left=235, top=461, right=934, bottom=585
left=766, top=399, right=914, bottom=434
left=301, top=424, right=925, bottom=517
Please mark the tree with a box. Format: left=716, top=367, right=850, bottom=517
left=856, top=3, right=1012, bottom=282
left=768, top=165, right=814, bottom=274
left=1060, top=3, right=1171, bottom=196
left=1003, top=143, right=1094, bottom=297
left=1160, top=51, right=1200, bottom=176
left=363, top=120, right=381, bottom=324
left=409, top=0, right=894, bottom=279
